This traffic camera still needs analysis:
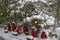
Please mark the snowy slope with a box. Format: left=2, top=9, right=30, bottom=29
left=0, top=28, right=59, bottom=40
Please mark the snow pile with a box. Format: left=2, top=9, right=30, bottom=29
left=46, top=37, right=58, bottom=40
left=31, top=15, right=44, bottom=20
left=24, top=13, right=55, bottom=26
left=27, top=35, right=33, bottom=39
left=55, top=27, right=60, bottom=37
left=0, top=28, right=59, bottom=40
left=12, top=31, right=18, bottom=34
left=46, top=16, right=55, bottom=25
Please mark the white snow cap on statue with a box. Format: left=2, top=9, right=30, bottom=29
left=12, top=22, right=15, bottom=23
left=17, top=23, right=21, bottom=25
left=32, top=27, right=37, bottom=31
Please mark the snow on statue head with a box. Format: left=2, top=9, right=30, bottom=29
left=32, top=27, right=37, bottom=31
left=4, top=25, right=7, bottom=30
left=12, top=22, right=15, bottom=24
left=4, top=25, right=8, bottom=33
left=17, top=23, right=21, bottom=26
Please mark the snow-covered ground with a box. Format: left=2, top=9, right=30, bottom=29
left=0, top=28, right=60, bottom=40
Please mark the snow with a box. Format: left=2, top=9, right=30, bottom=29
left=27, top=35, right=33, bottom=39
left=39, top=16, right=44, bottom=20
left=46, top=19, right=55, bottom=25
left=17, top=6, right=21, bottom=9
left=24, top=13, right=55, bottom=26
left=40, top=24, right=44, bottom=28
left=35, top=21, right=37, bottom=23
left=26, top=17, right=31, bottom=22
left=12, top=31, right=18, bottom=34
left=46, top=37, right=58, bottom=40
left=32, top=27, right=36, bottom=29
left=0, top=28, right=59, bottom=40
left=4, top=30, right=8, bottom=32
left=43, top=14, right=49, bottom=20
left=31, top=15, right=45, bottom=20
left=48, top=16, right=55, bottom=21
left=18, top=0, right=39, bottom=3
left=23, top=12, right=55, bottom=26
left=58, top=21, right=60, bottom=23
left=18, top=0, right=25, bottom=3
left=0, top=29, right=27, bottom=40
left=16, top=10, right=20, bottom=13
left=48, top=27, right=60, bottom=40
left=11, top=10, right=14, bottom=13
left=23, top=0, right=38, bottom=2
left=10, top=4, right=15, bottom=7
left=32, top=15, right=38, bottom=19
left=55, top=27, right=60, bottom=37
left=17, top=23, right=21, bottom=25
left=20, top=4, right=24, bottom=8
left=23, top=19, right=26, bottom=23
left=40, top=0, right=47, bottom=4
left=12, top=22, right=15, bottom=23
left=46, top=16, right=55, bottom=25
left=49, top=2, right=55, bottom=5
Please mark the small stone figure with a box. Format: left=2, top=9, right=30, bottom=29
left=23, top=26, right=28, bottom=34
left=31, top=27, right=37, bottom=38
left=11, top=22, right=16, bottom=31
left=7, top=22, right=11, bottom=31
left=15, top=23, right=21, bottom=34
left=41, top=31, right=47, bottom=39
left=3, top=25, right=8, bottom=33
